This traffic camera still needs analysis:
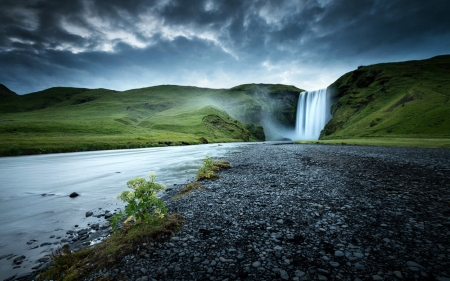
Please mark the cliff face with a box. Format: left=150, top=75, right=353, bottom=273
left=226, top=84, right=304, bottom=140
left=320, top=55, right=450, bottom=139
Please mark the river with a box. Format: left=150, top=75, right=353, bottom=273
left=0, top=143, right=255, bottom=279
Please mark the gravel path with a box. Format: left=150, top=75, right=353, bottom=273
left=86, top=144, right=450, bottom=281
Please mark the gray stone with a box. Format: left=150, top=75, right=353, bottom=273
left=355, top=262, right=365, bottom=270
left=13, top=255, right=26, bottom=265
left=279, top=269, right=289, bottom=280
left=295, top=270, right=306, bottom=277
left=406, top=261, right=423, bottom=269
left=252, top=261, right=261, bottom=268
left=372, top=275, right=383, bottom=281
left=334, top=250, right=344, bottom=257
left=330, top=261, right=340, bottom=267
left=393, top=271, right=403, bottom=279
left=86, top=211, right=94, bottom=217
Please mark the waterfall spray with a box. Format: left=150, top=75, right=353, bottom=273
left=295, top=89, right=330, bottom=140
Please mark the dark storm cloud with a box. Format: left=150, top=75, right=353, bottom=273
left=1, top=0, right=449, bottom=94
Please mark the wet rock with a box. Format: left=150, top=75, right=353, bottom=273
left=13, top=255, right=26, bottom=265
left=69, top=192, right=79, bottom=198
left=14, top=271, right=33, bottom=280
left=86, top=211, right=94, bottom=217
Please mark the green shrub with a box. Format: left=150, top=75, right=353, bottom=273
left=196, top=156, right=231, bottom=181
left=112, top=174, right=167, bottom=229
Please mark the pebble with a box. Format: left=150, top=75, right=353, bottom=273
left=334, top=250, right=344, bottom=257
left=252, top=261, right=261, bottom=268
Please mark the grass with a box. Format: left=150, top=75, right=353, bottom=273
left=38, top=213, right=183, bottom=281
left=0, top=84, right=302, bottom=156
left=321, top=55, right=450, bottom=140
left=174, top=181, right=204, bottom=199
left=295, top=137, right=450, bottom=149
left=174, top=157, right=231, bottom=200
left=196, top=156, right=231, bottom=181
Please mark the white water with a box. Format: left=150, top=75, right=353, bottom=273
left=295, top=89, right=330, bottom=140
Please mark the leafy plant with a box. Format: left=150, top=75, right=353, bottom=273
left=112, top=174, right=167, bottom=229
left=196, top=156, right=231, bottom=181
left=197, top=156, right=216, bottom=180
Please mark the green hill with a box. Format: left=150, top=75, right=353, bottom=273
left=321, top=55, right=450, bottom=140
left=0, top=83, right=302, bottom=156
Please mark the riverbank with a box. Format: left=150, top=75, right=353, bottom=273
left=295, top=137, right=450, bottom=149
left=44, top=143, right=450, bottom=281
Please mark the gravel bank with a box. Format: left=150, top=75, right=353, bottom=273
left=73, top=144, right=450, bottom=280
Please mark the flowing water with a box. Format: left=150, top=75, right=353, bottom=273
left=295, top=89, right=331, bottom=140
left=0, top=143, right=254, bottom=279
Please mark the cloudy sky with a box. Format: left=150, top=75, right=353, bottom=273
left=1, top=0, right=449, bottom=94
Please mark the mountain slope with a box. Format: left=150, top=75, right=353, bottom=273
left=321, top=55, right=450, bottom=139
left=0, top=84, right=302, bottom=156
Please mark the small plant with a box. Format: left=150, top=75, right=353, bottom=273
left=196, top=156, right=231, bottom=181
left=112, top=174, right=167, bottom=229
left=176, top=182, right=204, bottom=199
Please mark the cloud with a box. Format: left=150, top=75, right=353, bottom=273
left=1, top=0, right=449, bottom=94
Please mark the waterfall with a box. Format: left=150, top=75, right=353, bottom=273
left=295, top=88, right=330, bottom=140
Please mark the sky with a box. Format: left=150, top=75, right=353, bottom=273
left=1, top=0, right=450, bottom=95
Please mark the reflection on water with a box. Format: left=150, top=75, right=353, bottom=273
left=0, top=143, right=254, bottom=279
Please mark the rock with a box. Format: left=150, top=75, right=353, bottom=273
left=13, top=255, right=26, bottom=265
left=32, top=262, right=43, bottom=270
left=86, top=211, right=94, bottom=217
left=219, top=257, right=233, bottom=262
left=406, top=261, right=423, bottom=269
left=279, top=269, right=289, bottom=280
left=0, top=254, right=13, bottom=260
left=40, top=242, right=52, bottom=247
left=329, top=261, right=339, bottom=267
left=90, top=223, right=100, bottom=230
left=13, top=271, right=33, bottom=280
left=393, top=271, right=403, bottom=279
left=372, top=275, right=383, bottom=280
left=355, top=262, right=365, bottom=270
left=295, top=270, right=306, bottom=277
left=26, top=239, right=37, bottom=245
left=334, top=250, right=344, bottom=257
left=69, top=192, right=79, bottom=198
left=252, top=261, right=261, bottom=268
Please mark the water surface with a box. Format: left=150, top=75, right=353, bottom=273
left=0, top=143, right=253, bottom=279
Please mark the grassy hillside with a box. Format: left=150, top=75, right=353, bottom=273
left=0, top=84, right=302, bottom=156
left=321, top=55, right=450, bottom=140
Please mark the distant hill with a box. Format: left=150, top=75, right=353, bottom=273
left=321, top=55, right=450, bottom=139
left=0, top=84, right=17, bottom=100
left=0, top=83, right=302, bottom=156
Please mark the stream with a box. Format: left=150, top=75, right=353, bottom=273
left=0, top=143, right=255, bottom=279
